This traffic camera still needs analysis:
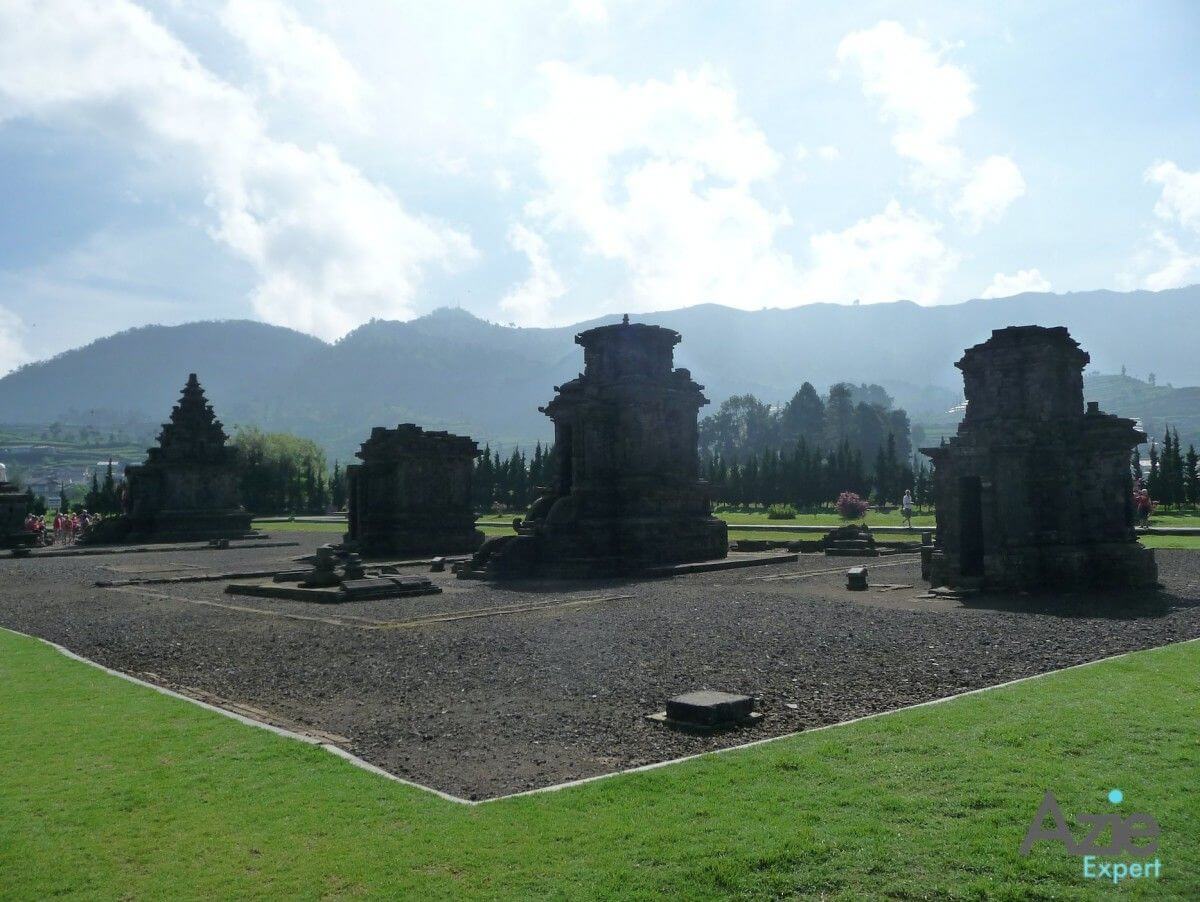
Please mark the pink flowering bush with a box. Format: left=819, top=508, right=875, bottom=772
left=836, top=491, right=869, bottom=520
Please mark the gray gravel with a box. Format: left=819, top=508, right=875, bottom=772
left=2, top=535, right=1197, bottom=800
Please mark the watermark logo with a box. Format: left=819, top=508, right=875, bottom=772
left=1020, top=788, right=1162, bottom=885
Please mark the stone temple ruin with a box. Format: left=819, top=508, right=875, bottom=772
left=460, top=316, right=727, bottom=578
left=923, top=326, right=1157, bottom=591
left=119, top=374, right=253, bottom=543
left=344, top=424, right=483, bottom=558
left=0, top=462, right=33, bottom=549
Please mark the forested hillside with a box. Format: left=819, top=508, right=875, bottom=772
left=1, top=285, right=1198, bottom=461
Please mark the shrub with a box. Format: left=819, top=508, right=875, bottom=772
left=767, top=504, right=797, bottom=520
left=836, top=491, right=869, bottom=520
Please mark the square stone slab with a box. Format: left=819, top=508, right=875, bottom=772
left=665, top=690, right=755, bottom=726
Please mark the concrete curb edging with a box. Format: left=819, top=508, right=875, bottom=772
left=4, top=626, right=1197, bottom=807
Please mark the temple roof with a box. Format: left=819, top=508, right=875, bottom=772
left=144, top=373, right=235, bottom=465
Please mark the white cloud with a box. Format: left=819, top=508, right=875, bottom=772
left=816, top=145, right=840, bottom=161
left=499, top=223, right=565, bottom=325
left=0, top=0, right=474, bottom=340
left=954, top=155, right=1026, bottom=232
left=800, top=201, right=959, bottom=304
left=567, top=0, right=609, bottom=27
left=517, top=63, right=964, bottom=313
left=219, top=0, right=369, bottom=130
left=517, top=62, right=798, bottom=313
left=979, top=267, right=1051, bottom=299
left=1127, top=161, right=1200, bottom=290
left=837, top=21, right=974, bottom=182
left=1147, top=160, right=1200, bottom=231
left=0, top=306, right=27, bottom=376
left=838, top=21, right=1023, bottom=229
left=794, top=143, right=809, bottom=161
left=1141, top=231, right=1200, bottom=291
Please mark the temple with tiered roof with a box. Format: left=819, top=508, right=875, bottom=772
left=121, top=374, right=252, bottom=542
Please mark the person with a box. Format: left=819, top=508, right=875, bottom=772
left=901, top=489, right=914, bottom=528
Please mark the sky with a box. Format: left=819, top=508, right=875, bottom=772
left=0, top=0, right=1197, bottom=372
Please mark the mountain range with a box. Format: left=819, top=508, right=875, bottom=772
left=0, top=285, right=1197, bottom=461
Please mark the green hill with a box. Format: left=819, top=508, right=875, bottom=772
left=2, top=286, right=1199, bottom=461
left=1084, top=373, right=1200, bottom=451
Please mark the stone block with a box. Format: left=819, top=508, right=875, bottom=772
left=665, top=690, right=754, bottom=726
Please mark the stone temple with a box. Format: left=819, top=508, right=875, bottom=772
left=344, top=424, right=483, bottom=558
left=121, top=374, right=253, bottom=542
left=461, top=316, right=727, bottom=578
left=0, top=462, right=33, bottom=549
left=922, top=326, right=1157, bottom=591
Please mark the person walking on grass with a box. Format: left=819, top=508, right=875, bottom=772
left=901, top=489, right=914, bottom=529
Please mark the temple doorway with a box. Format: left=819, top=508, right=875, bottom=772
left=959, top=476, right=985, bottom=577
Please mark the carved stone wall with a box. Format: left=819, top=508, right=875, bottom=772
left=923, top=326, right=1157, bottom=591
left=475, top=317, right=727, bottom=577
left=345, top=424, right=482, bottom=557
left=0, top=479, right=31, bottom=548
left=122, top=373, right=252, bottom=542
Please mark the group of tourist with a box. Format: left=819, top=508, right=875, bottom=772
left=23, top=510, right=104, bottom=546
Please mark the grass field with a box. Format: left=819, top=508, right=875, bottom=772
left=2, top=628, right=1196, bottom=899
left=255, top=512, right=1200, bottom=548
left=472, top=509, right=938, bottom=531
left=252, top=519, right=345, bottom=533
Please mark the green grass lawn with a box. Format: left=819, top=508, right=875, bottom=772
left=2, top=628, right=1196, bottom=899
left=474, top=508, right=937, bottom=530
left=1139, top=535, right=1200, bottom=549
left=1144, top=508, right=1200, bottom=528
left=715, top=507, right=937, bottom=528
left=256, top=515, right=1200, bottom=548
left=252, top=519, right=344, bottom=533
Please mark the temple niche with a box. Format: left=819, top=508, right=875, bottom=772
left=344, top=424, right=483, bottom=557
left=122, top=374, right=253, bottom=542
left=923, top=326, right=1157, bottom=592
left=461, top=316, right=727, bottom=578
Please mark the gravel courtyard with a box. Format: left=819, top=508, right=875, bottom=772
left=2, top=535, right=1198, bottom=800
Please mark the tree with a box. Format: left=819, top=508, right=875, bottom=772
left=699, top=394, right=777, bottom=461
left=330, top=460, right=347, bottom=510
left=913, top=459, right=932, bottom=510
left=1185, top=444, right=1199, bottom=506
left=823, top=383, right=855, bottom=449
left=873, top=433, right=900, bottom=504
left=231, top=427, right=330, bottom=515
left=779, top=382, right=825, bottom=447
left=1147, top=441, right=1160, bottom=500
left=1165, top=428, right=1186, bottom=507
left=473, top=446, right=495, bottom=511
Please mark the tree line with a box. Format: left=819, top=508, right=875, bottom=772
left=1140, top=428, right=1200, bottom=506
left=233, top=427, right=346, bottom=515
left=698, top=382, right=930, bottom=507
left=472, top=443, right=555, bottom=511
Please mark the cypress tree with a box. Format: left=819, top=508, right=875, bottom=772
left=1169, top=428, right=1186, bottom=507
left=1147, top=441, right=1160, bottom=500
left=1185, top=444, right=1199, bottom=506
